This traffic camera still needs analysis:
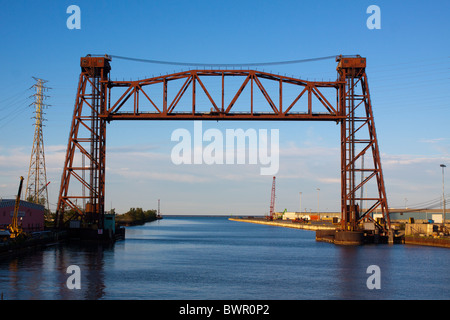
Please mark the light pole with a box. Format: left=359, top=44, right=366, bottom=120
left=299, top=192, right=302, bottom=214
left=317, top=188, right=320, bottom=220
left=440, top=164, right=446, bottom=230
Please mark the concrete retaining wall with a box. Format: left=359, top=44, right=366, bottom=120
left=404, top=236, right=450, bottom=248
left=405, top=223, right=436, bottom=236
left=229, top=218, right=336, bottom=231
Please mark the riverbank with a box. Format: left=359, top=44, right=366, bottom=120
left=116, top=216, right=162, bottom=227
left=0, top=230, right=67, bottom=257
left=230, top=217, right=450, bottom=248
left=115, top=212, right=162, bottom=227
left=404, top=235, right=450, bottom=248
left=229, top=217, right=336, bottom=231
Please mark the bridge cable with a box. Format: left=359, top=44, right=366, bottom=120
left=95, top=54, right=337, bottom=67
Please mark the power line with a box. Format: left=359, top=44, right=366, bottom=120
left=392, top=193, right=450, bottom=210
left=0, top=88, right=31, bottom=107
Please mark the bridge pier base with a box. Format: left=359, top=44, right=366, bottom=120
left=334, top=230, right=364, bottom=245
left=316, top=229, right=402, bottom=245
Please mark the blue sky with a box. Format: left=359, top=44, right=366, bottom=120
left=0, top=0, right=449, bottom=215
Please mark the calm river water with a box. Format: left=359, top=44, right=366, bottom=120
left=1, top=216, right=449, bottom=300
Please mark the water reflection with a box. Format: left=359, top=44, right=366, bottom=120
left=1, top=217, right=449, bottom=300
left=336, top=245, right=395, bottom=299
left=0, top=243, right=112, bottom=300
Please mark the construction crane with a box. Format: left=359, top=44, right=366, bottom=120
left=267, top=176, right=276, bottom=220
left=37, top=181, right=50, bottom=198
left=9, top=176, right=25, bottom=239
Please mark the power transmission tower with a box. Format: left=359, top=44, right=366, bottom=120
left=25, top=77, right=50, bottom=212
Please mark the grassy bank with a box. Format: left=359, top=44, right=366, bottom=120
left=115, top=208, right=159, bottom=226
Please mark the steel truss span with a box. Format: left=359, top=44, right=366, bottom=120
left=55, top=54, right=390, bottom=234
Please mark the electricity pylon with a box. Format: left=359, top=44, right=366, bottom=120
left=25, top=77, right=50, bottom=211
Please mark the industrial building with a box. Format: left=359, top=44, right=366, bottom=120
left=274, top=211, right=340, bottom=221
left=0, top=199, right=45, bottom=232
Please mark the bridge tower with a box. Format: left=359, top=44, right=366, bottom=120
left=337, top=55, right=390, bottom=233
left=55, top=55, right=110, bottom=229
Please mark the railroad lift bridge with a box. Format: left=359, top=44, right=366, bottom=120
left=55, top=54, right=391, bottom=242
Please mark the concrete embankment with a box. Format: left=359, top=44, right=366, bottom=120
left=404, top=236, right=450, bottom=248
left=229, top=218, right=392, bottom=245
left=230, top=217, right=450, bottom=248
left=228, top=217, right=336, bottom=231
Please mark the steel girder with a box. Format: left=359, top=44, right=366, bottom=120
left=55, top=55, right=390, bottom=234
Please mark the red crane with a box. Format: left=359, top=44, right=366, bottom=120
left=269, top=176, right=276, bottom=220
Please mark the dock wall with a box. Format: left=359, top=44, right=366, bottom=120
left=228, top=218, right=336, bottom=231
left=404, top=236, right=450, bottom=248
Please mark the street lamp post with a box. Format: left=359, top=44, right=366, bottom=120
left=317, top=188, right=320, bottom=220
left=299, top=192, right=302, bottom=214
left=440, top=164, right=446, bottom=230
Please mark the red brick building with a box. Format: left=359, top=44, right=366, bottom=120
left=0, top=200, right=45, bottom=232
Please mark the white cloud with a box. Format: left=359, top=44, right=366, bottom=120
left=317, top=177, right=340, bottom=184
left=113, top=167, right=211, bottom=183
left=419, top=138, right=447, bottom=144
left=382, top=153, right=450, bottom=167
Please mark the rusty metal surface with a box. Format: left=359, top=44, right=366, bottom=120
left=104, top=70, right=343, bottom=121
left=55, top=55, right=390, bottom=235
left=336, top=55, right=390, bottom=234
left=55, top=56, right=110, bottom=228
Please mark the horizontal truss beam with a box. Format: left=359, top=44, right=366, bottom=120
left=104, top=70, right=344, bottom=121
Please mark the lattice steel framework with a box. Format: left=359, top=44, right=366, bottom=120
left=55, top=54, right=390, bottom=234
left=269, top=176, right=276, bottom=218
left=337, top=57, right=390, bottom=232
left=55, top=57, right=109, bottom=228
left=26, top=77, right=50, bottom=211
